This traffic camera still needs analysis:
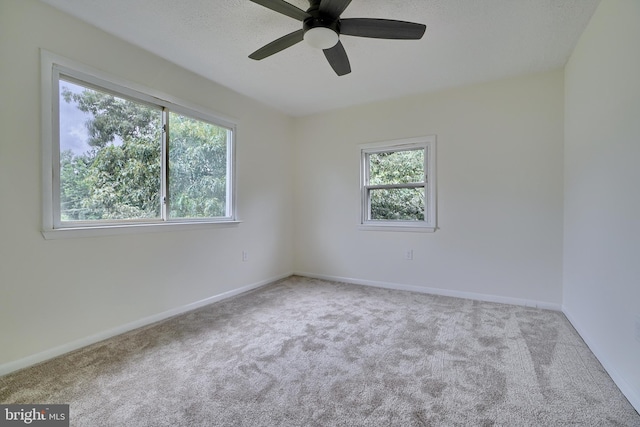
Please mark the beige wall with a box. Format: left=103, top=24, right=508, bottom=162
left=293, top=71, right=565, bottom=307
left=563, top=0, right=640, bottom=410
left=0, top=0, right=294, bottom=368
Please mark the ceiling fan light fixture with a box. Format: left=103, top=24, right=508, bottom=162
left=304, top=27, right=339, bottom=49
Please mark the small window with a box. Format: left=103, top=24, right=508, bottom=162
left=41, top=51, right=236, bottom=238
left=360, top=136, right=436, bottom=231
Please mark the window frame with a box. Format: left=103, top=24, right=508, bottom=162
left=359, top=136, right=437, bottom=232
left=41, top=50, right=238, bottom=239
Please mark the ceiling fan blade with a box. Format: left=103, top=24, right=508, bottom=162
left=340, top=18, right=426, bottom=39
left=249, top=0, right=311, bottom=21
left=249, top=30, right=304, bottom=60
left=319, top=0, right=352, bottom=19
left=323, top=41, right=351, bottom=76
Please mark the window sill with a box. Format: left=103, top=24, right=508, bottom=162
left=42, top=220, right=241, bottom=240
left=359, top=223, right=436, bottom=233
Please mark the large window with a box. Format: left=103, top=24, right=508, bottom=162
left=360, top=136, right=436, bottom=231
left=41, top=52, right=236, bottom=238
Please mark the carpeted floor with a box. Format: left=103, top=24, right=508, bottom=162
left=1, top=276, right=639, bottom=426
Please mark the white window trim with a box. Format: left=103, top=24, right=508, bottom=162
left=359, top=136, right=437, bottom=232
left=41, top=50, right=239, bottom=239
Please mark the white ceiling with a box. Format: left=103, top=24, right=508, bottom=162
left=39, top=0, right=600, bottom=116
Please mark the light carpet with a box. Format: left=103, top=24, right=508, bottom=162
left=1, top=276, right=639, bottom=426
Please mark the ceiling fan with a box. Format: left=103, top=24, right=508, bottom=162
left=248, top=0, right=427, bottom=76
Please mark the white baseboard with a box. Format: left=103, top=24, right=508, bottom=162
left=0, top=272, right=291, bottom=377
left=294, top=272, right=562, bottom=311
left=562, top=307, right=640, bottom=414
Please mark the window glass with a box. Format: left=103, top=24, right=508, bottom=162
left=168, top=112, right=228, bottom=218
left=370, top=187, right=425, bottom=221
left=368, top=149, right=424, bottom=185
left=59, top=79, right=162, bottom=221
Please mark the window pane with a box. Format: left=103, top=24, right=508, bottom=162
left=169, top=112, right=228, bottom=218
left=370, top=187, right=425, bottom=221
left=59, top=79, right=162, bottom=221
left=368, top=149, right=424, bottom=185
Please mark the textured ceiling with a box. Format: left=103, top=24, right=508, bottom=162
left=39, top=0, right=600, bottom=116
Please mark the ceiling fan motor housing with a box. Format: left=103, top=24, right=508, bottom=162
left=303, top=16, right=340, bottom=35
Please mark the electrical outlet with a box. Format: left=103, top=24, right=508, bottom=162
left=242, top=250, right=249, bottom=262
left=405, top=249, right=413, bottom=261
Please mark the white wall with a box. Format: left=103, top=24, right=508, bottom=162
left=0, top=0, right=294, bottom=369
left=293, top=71, right=565, bottom=307
left=563, top=0, right=640, bottom=410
